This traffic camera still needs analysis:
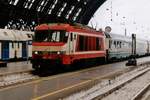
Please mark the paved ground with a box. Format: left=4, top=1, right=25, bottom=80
left=0, top=56, right=149, bottom=100
left=0, top=61, right=32, bottom=75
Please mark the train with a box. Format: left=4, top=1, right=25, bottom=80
left=105, top=32, right=150, bottom=60
left=31, top=23, right=150, bottom=70
left=0, top=29, right=33, bottom=60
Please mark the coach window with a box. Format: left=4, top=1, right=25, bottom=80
left=120, top=42, right=122, bottom=48
left=117, top=41, right=119, bottom=48
left=12, top=42, right=14, bottom=48
left=18, top=42, right=20, bottom=48
left=114, top=41, right=116, bottom=48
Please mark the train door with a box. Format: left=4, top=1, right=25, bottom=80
left=69, top=33, right=74, bottom=54
left=1, top=41, right=9, bottom=60
left=22, top=42, right=27, bottom=58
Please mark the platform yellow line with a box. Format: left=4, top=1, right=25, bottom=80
left=0, top=63, right=109, bottom=92
left=32, top=70, right=122, bottom=100
left=32, top=80, right=91, bottom=100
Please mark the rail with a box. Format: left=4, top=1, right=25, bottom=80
left=131, top=83, right=150, bottom=100
left=92, top=67, right=150, bottom=100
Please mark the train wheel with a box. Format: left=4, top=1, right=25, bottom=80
left=32, top=64, right=40, bottom=71
left=62, top=64, right=72, bottom=71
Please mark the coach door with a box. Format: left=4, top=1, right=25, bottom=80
left=1, top=41, right=9, bottom=60
left=22, top=42, right=27, bottom=58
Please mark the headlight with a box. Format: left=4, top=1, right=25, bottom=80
left=57, top=51, right=66, bottom=54
left=34, top=51, right=38, bottom=54
left=57, top=51, right=60, bottom=54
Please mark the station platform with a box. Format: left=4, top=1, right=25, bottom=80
left=0, top=56, right=149, bottom=100
left=0, top=61, right=32, bottom=75
left=0, top=56, right=149, bottom=76
left=136, top=56, right=150, bottom=65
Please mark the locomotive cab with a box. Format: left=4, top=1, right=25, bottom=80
left=32, top=24, right=76, bottom=69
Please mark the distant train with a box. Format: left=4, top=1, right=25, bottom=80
left=105, top=33, right=150, bottom=60
left=31, top=23, right=150, bottom=70
left=0, top=29, right=33, bottom=60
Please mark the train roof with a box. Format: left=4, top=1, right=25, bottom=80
left=35, top=23, right=104, bottom=35
left=105, top=32, right=148, bottom=43
left=0, top=29, right=33, bottom=41
left=105, top=32, right=131, bottom=41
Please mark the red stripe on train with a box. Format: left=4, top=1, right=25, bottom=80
left=32, top=42, right=65, bottom=46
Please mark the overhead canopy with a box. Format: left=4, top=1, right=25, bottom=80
left=0, top=0, right=106, bottom=28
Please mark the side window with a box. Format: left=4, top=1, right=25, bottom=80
left=64, top=32, right=68, bottom=42
left=117, top=41, right=119, bottom=48
left=120, top=42, right=122, bottom=48
left=52, top=32, right=56, bottom=41
left=18, top=42, right=20, bottom=48
left=114, top=41, right=116, bottom=48
left=56, top=31, right=60, bottom=42
left=12, top=42, right=14, bottom=48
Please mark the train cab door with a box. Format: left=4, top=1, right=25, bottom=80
left=1, top=41, right=9, bottom=60
left=69, top=33, right=75, bottom=54
left=22, top=42, right=27, bottom=58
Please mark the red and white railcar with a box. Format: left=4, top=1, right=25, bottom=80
left=32, top=23, right=105, bottom=69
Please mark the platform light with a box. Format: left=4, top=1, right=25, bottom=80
left=66, top=6, right=75, bottom=19
left=57, top=3, right=67, bottom=17
left=73, top=8, right=82, bottom=21
left=84, top=2, right=87, bottom=5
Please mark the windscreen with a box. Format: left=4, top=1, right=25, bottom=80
left=34, top=30, right=68, bottom=42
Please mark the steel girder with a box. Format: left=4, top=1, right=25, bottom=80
left=0, top=0, right=106, bottom=28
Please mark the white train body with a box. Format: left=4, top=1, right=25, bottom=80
left=0, top=29, right=33, bottom=60
left=105, top=32, right=149, bottom=60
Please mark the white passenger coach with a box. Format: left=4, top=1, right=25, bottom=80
left=0, top=29, right=33, bottom=60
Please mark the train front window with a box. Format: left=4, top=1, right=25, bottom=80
left=34, top=30, right=68, bottom=42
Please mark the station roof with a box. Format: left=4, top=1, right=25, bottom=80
left=0, top=0, right=106, bottom=28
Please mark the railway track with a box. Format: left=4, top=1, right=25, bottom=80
left=131, top=82, right=150, bottom=100
left=63, top=65, right=150, bottom=100
left=0, top=70, right=38, bottom=88
left=98, top=67, right=150, bottom=100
